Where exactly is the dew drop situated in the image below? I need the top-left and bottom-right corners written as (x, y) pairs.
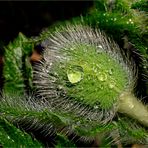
top-left (98, 73), bottom-right (107, 81)
top-left (143, 66), bottom-right (147, 69)
top-left (109, 83), bottom-right (115, 89)
top-left (98, 45), bottom-right (103, 49)
top-left (129, 19), bottom-right (132, 22)
top-left (94, 105), bottom-right (99, 109)
top-left (67, 65), bottom-right (84, 84)
top-left (51, 77), bottom-right (57, 83)
top-left (49, 62), bottom-right (53, 66)
top-left (109, 79), bottom-right (116, 88)
top-left (80, 97), bottom-right (84, 101)
top-left (58, 85), bottom-right (63, 90)
top-left (54, 72), bottom-right (58, 76)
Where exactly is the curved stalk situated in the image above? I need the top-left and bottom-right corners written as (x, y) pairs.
top-left (118, 91), bottom-right (148, 127)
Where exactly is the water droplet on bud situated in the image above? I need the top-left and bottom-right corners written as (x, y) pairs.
top-left (58, 85), bottom-right (63, 90)
top-left (80, 98), bottom-right (84, 101)
top-left (109, 80), bottom-right (116, 89)
top-left (109, 83), bottom-right (114, 89)
top-left (98, 45), bottom-right (103, 49)
top-left (98, 73), bottom-right (107, 81)
top-left (67, 65), bottom-right (83, 84)
top-left (94, 105), bottom-right (99, 109)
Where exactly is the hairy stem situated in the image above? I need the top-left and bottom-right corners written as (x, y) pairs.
top-left (118, 91), bottom-right (148, 127)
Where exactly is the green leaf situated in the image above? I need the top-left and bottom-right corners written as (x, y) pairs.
top-left (55, 133), bottom-right (76, 148)
top-left (0, 117), bottom-right (42, 147)
top-left (3, 32), bottom-right (33, 95)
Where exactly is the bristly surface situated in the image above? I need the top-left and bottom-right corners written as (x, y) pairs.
top-left (33, 24), bottom-right (136, 125)
top-left (1, 91), bottom-right (147, 146)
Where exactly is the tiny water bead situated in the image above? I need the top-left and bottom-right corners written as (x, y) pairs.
top-left (109, 81), bottom-right (116, 89)
top-left (67, 65), bottom-right (83, 84)
top-left (97, 72), bottom-right (107, 82)
top-left (94, 105), bottom-right (99, 109)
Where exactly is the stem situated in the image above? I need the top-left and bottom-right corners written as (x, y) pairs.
top-left (118, 91), bottom-right (148, 127)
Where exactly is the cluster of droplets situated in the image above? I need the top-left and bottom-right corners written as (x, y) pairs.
top-left (126, 18), bottom-right (134, 24)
